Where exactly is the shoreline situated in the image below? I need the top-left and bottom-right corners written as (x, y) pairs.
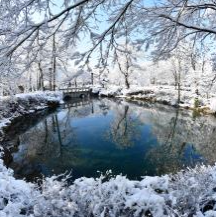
top-left (95, 85), bottom-right (216, 116)
top-left (0, 91), bottom-right (63, 141)
top-left (1, 88), bottom-right (215, 142)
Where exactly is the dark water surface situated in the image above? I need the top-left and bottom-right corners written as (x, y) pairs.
top-left (5, 98), bottom-right (216, 181)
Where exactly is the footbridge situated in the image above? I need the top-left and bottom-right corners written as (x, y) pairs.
top-left (59, 87), bottom-right (91, 99)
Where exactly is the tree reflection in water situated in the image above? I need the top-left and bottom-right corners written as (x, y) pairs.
top-left (4, 98), bottom-right (216, 180)
top-left (106, 103), bottom-right (142, 149)
top-left (9, 100), bottom-right (92, 180)
top-left (144, 106), bottom-right (212, 175)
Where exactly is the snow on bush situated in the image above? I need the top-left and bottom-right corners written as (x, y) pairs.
top-left (0, 158), bottom-right (36, 217)
top-left (99, 86), bottom-right (123, 97)
top-left (1, 155), bottom-right (216, 217)
top-left (15, 91), bottom-right (64, 105)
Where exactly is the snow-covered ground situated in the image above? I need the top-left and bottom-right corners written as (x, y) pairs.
top-left (93, 85), bottom-right (216, 114)
top-left (0, 91), bottom-right (63, 138)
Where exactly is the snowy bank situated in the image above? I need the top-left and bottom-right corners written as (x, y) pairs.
top-left (0, 91), bottom-right (63, 137)
top-left (1, 156), bottom-right (216, 216)
top-left (95, 85), bottom-right (216, 114)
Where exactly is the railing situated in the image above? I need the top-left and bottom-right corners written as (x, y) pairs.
top-left (59, 87), bottom-right (90, 93)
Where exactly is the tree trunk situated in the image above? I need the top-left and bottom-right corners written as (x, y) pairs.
top-left (49, 67), bottom-right (52, 90)
top-left (29, 71), bottom-right (32, 92)
top-left (37, 32), bottom-right (44, 91)
top-left (52, 34), bottom-right (57, 91)
top-left (91, 73), bottom-right (94, 86)
top-left (38, 62), bottom-right (44, 90)
top-left (125, 75), bottom-right (130, 89)
top-left (177, 59), bottom-right (181, 104)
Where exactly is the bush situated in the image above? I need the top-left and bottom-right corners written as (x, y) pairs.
top-left (1, 155), bottom-right (216, 217)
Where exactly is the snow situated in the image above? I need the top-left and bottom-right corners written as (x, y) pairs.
top-left (0, 158), bottom-right (36, 217)
top-left (15, 91), bottom-right (63, 103)
top-left (0, 91), bottom-right (63, 138)
top-left (210, 98), bottom-right (216, 113)
top-left (91, 86), bottom-right (102, 94)
top-left (1, 156), bottom-right (216, 216)
top-left (96, 85), bottom-right (216, 113)
top-left (99, 86), bottom-right (123, 97)
top-left (0, 119), bottom-right (10, 129)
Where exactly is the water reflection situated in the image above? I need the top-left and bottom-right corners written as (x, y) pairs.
top-left (5, 98), bottom-right (216, 181)
top-left (107, 105), bottom-right (142, 149)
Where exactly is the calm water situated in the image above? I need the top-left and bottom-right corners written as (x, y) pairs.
top-left (6, 98), bottom-right (216, 181)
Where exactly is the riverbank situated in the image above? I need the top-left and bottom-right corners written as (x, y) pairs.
top-left (0, 91), bottom-right (63, 139)
top-left (93, 85), bottom-right (216, 115)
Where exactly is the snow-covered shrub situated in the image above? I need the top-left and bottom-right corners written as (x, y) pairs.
top-left (99, 86), bottom-right (123, 97)
top-left (2, 154), bottom-right (216, 217)
top-left (33, 176), bottom-right (77, 216)
top-left (0, 162), bottom-right (170, 217)
top-left (0, 158), bottom-right (37, 217)
top-left (16, 91), bottom-right (63, 105)
top-left (68, 175), bottom-right (169, 217)
top-left (170, 165), bottom-right (216, 216)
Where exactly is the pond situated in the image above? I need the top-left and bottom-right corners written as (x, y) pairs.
top-left (4, 98), bottom-right (216, 181)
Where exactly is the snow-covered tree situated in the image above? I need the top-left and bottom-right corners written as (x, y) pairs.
top-left (1, 0), bottom-right (216, 94)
